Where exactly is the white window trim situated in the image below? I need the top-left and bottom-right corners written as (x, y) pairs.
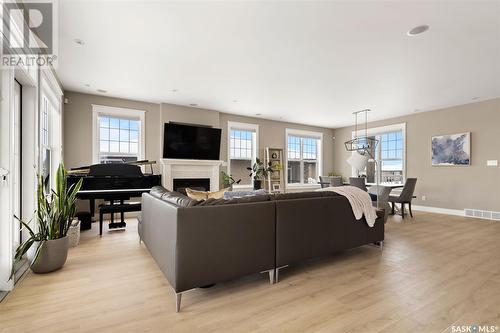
top-left (285, 128), bottom-right (323, 189)
top-left (350, 122), bottom-right (407, 180)
top-left (227, 121), bottom-right (259, 189)
top-left (92, 105), bottom-right (146, 164)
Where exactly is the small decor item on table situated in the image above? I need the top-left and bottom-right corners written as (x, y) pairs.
top-left (11, 162), bottom-right (83, 277)
top-left (431, 132), bottom-right (471, 166)
top-left (247, 158), bottom-right (275, 190)
top-left (68, 218), bottom-right (81, 247)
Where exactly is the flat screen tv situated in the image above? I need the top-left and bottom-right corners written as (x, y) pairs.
top-left (163, 123), bottom-right (221, 160)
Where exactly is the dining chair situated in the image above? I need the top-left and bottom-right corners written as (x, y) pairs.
top-left (349, 177), bottom-right (367, 191)
top-left (319, 176), bottom-right (332, 188)
top-left (368, 185), bottom-right (392, 223)
top-left (330, 177), bottom-right (343, 187)
top-left (388, 178), bottom-right (417, 218)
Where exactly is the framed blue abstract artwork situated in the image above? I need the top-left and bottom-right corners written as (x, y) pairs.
top-left (431, 132), bottom-right (470, 166)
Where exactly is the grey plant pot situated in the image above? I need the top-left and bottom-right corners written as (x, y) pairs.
top-left (27, 236), bottom-right (69, 274)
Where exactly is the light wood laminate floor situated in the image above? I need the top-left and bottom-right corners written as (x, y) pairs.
top-left (1, 212), bottom-right (499, 333)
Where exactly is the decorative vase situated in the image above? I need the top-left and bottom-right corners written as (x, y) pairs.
top-left (254, 179), bottom-right (262, 190)
top-left (68, 219), bottom-right (80, 247)
top-left (27, 236), bottom-right (69, 274)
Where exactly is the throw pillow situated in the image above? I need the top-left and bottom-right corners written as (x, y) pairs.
top-left (207, 187), bottom-right (229, 199)
top-left (185, 187), bottom-right (230, 201)
top-left (185, 188), bottom-right (208, 201)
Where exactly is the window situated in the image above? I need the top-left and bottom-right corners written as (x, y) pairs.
top-left (98, 116), bottom-right (140, 163)
top-left (351, 123), bottom-right (406, 184)
top-left (227, 122), bottom-right (258, 187)
top-left (92, 105), bottom-right (145, 164)
top-left (286, 129), bottom-right (322, 185)
top-left (377, 130), bottom-right (404, 183)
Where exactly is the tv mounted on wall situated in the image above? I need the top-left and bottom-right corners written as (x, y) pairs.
top-left (163, 123), bottom-right (221, 160)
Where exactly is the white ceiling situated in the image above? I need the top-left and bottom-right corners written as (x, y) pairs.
top-left (57, 1), bottom-right (500, 128)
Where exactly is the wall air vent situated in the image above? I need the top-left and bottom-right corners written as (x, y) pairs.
top-left (464, 209), bottom-right (500, 221)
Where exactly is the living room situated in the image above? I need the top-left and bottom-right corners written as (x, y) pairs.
top-left (1, 1), bottom-right (499, 332)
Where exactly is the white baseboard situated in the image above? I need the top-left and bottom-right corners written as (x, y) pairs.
top-left (411, 205), bottom-right (464, 217)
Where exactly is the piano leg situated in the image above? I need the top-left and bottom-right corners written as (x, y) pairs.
top-left (90, 199), bottom-right (96, 221)
top-left (120, 199), bottom-right (125, 223)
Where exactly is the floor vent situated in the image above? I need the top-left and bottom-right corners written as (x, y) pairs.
top-left (464, 209), bottom-right (500, 221)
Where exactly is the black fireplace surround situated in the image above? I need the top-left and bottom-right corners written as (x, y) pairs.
top-left (173, 178), bottom-right (210, 195)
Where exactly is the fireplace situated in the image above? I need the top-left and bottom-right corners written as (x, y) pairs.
top-left (173, 178), bottom-right (210, 195)
top-left (160, 158), bottom-right (223, 192)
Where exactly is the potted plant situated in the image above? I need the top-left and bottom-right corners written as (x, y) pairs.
top-left (11, 162), bottom-right (82, 277)
top-left (247, 158), bottom-right (275, 190)
top-left (220, 171), bottom-right (241, 190)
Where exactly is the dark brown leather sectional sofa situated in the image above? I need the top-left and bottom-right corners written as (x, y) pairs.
top-left (139, 186), bottom-right (384, 312)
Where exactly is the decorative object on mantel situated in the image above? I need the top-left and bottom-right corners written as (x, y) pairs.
top-left (431, 132), bottom-right (471, 166)
top-left (344, 109), bottom-right (380, 208)
top-left (11, 163), bottom-right (83, 277)
top-left (265, 147), bottom-right (284, 193)
top-left (247, 158), bottom-right (275, 190)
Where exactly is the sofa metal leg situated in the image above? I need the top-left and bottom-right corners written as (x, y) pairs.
top-left (260, 269), bottom-right (276, 284)
top-left (275, 265), bottom-right (289, 283)
top-left (138, 236), bottom-right (142, 244)
top-left (379, 240), bottom-right (384, 251)
top-left (175, 292), bottom-right (182, 313)
top-left (269, 270), bottom-right (275, 284)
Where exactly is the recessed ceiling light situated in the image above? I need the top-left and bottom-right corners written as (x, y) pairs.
top-left (84, 84), bottom-right (90, 87)
top-left (96, 89), bottom-right (107, 93)
top-left (414, 108), bottom-right (420, 112)
top-left (255, 113), bottom-right (262, 116)
top-left (233, 99), bottom-right (238, 103)
top-left (74, 38), bottom-right (85, 46)
top-left (472, 96), bottom-right (480, 100)
top-left (189, 103), bottom-right (198, 107)
top-left (172, 89), bottom-right (178, 93)
top-left (407, 25), bottom-right (430, 36)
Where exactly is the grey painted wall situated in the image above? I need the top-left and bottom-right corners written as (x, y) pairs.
top-left (63, 92), bottom-right (335, 184)
top-left (332, 98), bottom-right (500, 211)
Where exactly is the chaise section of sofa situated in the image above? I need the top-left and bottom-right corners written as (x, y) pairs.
top-left (273, 191), bottom-right (384, 280)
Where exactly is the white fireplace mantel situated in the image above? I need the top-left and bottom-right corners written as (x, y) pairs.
top-left (160, 159), bottom-right (224, 191)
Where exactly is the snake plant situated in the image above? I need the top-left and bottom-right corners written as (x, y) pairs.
top-left (10, 162), bottom-right (82, 279)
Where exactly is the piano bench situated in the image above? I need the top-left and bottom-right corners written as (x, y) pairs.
top-left (98, 202), bottom-right (142, 236)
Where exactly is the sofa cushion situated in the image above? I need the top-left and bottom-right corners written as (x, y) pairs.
top-left (196, 194), bottom-right (271, 206)
top-left (270, 191), bottom-right (323, 201)
top-left (161, 191), bottom-right (199, 207)
top-left (223, 189), bottom-right (267, 199)
top-left (150, 186), bottom-right (170, 199)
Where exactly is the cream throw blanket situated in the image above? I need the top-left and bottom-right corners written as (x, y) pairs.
top-left (316, 186), bottom-right (377, 227)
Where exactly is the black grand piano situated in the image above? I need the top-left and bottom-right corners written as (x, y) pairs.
top-left (67, 161), bottom-right (161, 232)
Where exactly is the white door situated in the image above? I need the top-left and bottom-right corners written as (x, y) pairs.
top-left (13, 80), bottom-right (22, 248)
